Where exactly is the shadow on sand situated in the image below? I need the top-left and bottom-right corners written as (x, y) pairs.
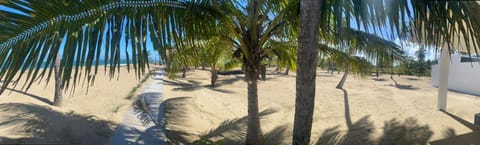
top-left (315, 116), bottom-right (434, 145)
top-left (5, 88), bottom-right (53, 105)
top-left (199, 108), bottom-right (283, 144)
top-left (372, 78), bottom-right (387, 81)
top-left (406, 77), bottom-right (421, 81)
top-left (429, 111), bottom-right (480, 145)
top-left (316, 88), bottom-right (433, 145)
top-left (163, 96), bottom-right (289, 145)
top-left (162, 97), bottom-right (196, 144)
top-left (389, 78), bottom-right (420, 90)
top-left (163, 89), bottom-right (435, 145)
top-left (161, 76), bottom-right (243, 94)
top-left (0, 103), bottom-right (115, 145)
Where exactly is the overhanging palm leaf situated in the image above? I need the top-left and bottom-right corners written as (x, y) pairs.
top-left (3, 0), bottom-right (480, 144)
top-left (0, 0), bottom-right (219, 93)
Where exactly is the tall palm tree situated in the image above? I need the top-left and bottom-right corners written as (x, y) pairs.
top-left (293, 0), bottom-right (322, 144)
top-left (53, 51), bottom-right (63, 106)
top-left (293, 0), bottom-right (480, 144)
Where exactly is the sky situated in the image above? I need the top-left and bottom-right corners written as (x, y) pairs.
top-left (0, 1), bottom-right (435, 65)
top-left (0, 4), bottom-right (161, 64)
top-left (393, 39), bottom-right (437, 61)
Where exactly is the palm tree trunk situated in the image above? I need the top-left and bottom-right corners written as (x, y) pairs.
top-left (245, 67), bottom-right (264, 145)
top-left (211, 66), bottom-right (218, 87)
top-left (53, 52), bottom-right (63, 107)
top-left (293, 0), bottom-right (322, 144)
top-left (336, 68), bottom-right (349, 89)
top-left (260, 65), bottom-right (266, 81)
top-left (390, 66), bottom-right (394, 80)
top-left (285, 66), bottom-right (290, 75)
top-left (182, 65), bottom-right (187, 78)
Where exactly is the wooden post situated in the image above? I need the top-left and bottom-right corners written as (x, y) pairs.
top-left (437, 47), bottom-right (449, 111)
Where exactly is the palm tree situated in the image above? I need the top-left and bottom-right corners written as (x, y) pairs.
top-left (2, 0), bottom-right (480, 144)
top-left (0, 1), bottom-right (298, 144)
top-left (293, 0), bottom-right (322, 144)
top-left (53, 51), bottom-right (63, 107)
top-left (267, 38), bottom-right (298, 76)
top-left (197, 37), bottom-right (239, 87)
top-left (293, 0), bottom-right (480, 144)
top-left (331, 28), bottom-right (405, 89)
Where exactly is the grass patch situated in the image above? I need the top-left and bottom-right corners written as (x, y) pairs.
top-left (125, 73), bottom-right (152, 100)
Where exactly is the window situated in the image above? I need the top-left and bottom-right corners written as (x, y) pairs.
top-left (460, 56), bottom-right (480, 63)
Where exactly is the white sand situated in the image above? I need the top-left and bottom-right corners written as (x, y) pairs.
top-left (163, 68), bottom-right (480, 144)
top-left (0, 67), bottom-right (150, 145)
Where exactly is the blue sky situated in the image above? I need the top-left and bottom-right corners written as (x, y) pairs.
top-left (0, 2), bottom-right (434, 64)
top-left (0, 4), bottom-right (161, 64)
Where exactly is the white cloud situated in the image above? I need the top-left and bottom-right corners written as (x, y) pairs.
top-left (394, 39), bottom-right (437, 60)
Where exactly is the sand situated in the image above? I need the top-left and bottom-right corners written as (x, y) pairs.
top-left (163, 68), bottom-right (480, 144)
top-left (0, 67), bottom-right (151, 145)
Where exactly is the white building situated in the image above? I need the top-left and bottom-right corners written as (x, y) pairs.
top-left (431, 54), bottom-right (480, 96)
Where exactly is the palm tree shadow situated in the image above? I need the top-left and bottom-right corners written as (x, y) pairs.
top-left (378, 118), bottom-right (433, 145)
top-left (162, 79), bottom-right (202, 91)
top-left (339, 88), bottom-right (353, 128)
top-left (315, 116), bottom-right (433, 145)
top-left (199, 108), bottom-right (279, 144)
top-left (163, 77), bottom-right (238, 94)
top-left (317, 88), bottom-right (433, 145)
top-left (372, 78), bottom-right (387, 81)
top-left (162, 97), bottom-right (195, 144)
top-left (206, 87), bottom-right (236, 94)
top-left (163, 96), bottom-right (284, 144)
top-left (316, 88), bottom-right (373, 145)
top-left (0, 103), bottom-right (115, 145)
top-left (316, 116), bottom-right (375, 145)
top-left (215, 75), bottom-right (244, 86)
top-left (5, 88), bottom-right (53, 105)
top-left (406, 77), bottom-right (420, 81)
top-left (389, 78), bottom-right (419, 90)
top-left (218, 70), bottom-right (244, 75)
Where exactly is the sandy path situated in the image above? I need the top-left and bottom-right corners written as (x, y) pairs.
top-left (109, 70), bottom-right (166, 145)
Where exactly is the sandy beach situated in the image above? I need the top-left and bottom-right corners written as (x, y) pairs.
top-left (163, 68), bottom-right (480, 144)
top-left (0, 67), bottom-right (151, 145)
top-left (0, 66), bottom-right (478, 145)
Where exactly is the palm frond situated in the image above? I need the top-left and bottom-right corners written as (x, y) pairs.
top-left (0, 0), bottom-right (219, 93)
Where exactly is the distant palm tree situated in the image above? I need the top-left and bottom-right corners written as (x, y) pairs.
top-left (197, 37), bottom-right (239, 87)
top-left (332, 28), bottom-right (405, 89)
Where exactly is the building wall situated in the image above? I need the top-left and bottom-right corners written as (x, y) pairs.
top-left (431, 54), bottom-right (480, 95)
